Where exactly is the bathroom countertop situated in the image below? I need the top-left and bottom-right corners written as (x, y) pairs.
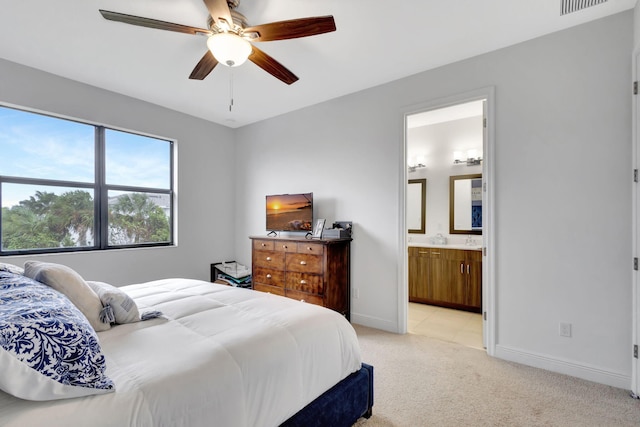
top-left (408, 243), bottom-right (482, 251)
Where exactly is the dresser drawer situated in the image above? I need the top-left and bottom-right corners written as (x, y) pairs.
top-left (425, 249), bottom-right (445, 259)
top-left (253, 239), bottom-right (275, 251)
top-left (253, 267), bottom-right (284, 288)
top-left (275, 241), bottom-right (297, 252)
top-left (409, 247), bottom-right (431, 258)
top-left (253, 250), bottom-right (285, 269)
top-left (285, 253), bottom-right (322, 274)
top-left (296, 242), bottom-right (324, 255)
top-left (285, 289), bottom-right (324, 306)
top-left (254, 283), bottom-right (285, 297)
top-left (285, 272), bottom-right (323, 294)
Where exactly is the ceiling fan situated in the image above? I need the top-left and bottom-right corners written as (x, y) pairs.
top-left (99, 0), bottom-right (336, 85)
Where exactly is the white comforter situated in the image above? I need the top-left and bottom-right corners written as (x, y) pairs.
top-left (0, 278), bottom-right (362, 427)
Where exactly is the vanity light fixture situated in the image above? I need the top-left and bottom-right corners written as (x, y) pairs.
top-left (453, 149), bottom-right (482, 166)
top-left (408, 155), bottom-right (426, 173)
top-left (408, 163), bottom-right (426, 173)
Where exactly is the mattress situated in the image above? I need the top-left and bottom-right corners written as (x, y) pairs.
top-left (0, 278), bottom-right (362, 427)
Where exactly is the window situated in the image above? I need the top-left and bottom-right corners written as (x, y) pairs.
top-left (0, 105), bottom-right (174, 254)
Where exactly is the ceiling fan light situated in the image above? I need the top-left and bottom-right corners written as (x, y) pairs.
top-left (207, 33), bottom-right (252, 67)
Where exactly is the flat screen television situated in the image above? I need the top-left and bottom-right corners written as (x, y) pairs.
top-left (266, 193), bottom-right (313, 232)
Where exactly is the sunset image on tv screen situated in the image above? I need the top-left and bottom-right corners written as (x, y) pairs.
top-left (266, 193), bottom-right (312, 231)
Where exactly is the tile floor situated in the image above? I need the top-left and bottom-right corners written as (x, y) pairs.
top-left (408, 302), bottom-right (484, 350)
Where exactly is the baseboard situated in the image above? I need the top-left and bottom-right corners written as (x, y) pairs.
top-left (495, 344), bottom-right (631, 389)
top-left (351, 312), bottom-right (398, 333)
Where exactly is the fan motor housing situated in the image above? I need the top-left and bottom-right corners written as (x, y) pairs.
top-left (207, 10), bottom-right (247, 32)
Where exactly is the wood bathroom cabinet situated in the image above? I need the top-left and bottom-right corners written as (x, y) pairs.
top-left (409, 246), bottom-right (481, 313)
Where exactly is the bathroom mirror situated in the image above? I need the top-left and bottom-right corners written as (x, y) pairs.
top-left (407, 179), bottom-right (426, 234)
top-left (449, 174), bottom-right (482, 235)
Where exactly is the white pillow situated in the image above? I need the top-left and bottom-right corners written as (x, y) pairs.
top-left (24, 261), bottom-right (111, 332)
top-left (87, 281), bottom-right (141, 324)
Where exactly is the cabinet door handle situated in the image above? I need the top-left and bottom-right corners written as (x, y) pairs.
top-left (266, 274), bottom-right (272, 279)
top-left (300, 280), bottom-right (307, 285)
top-left (300, 261), bottom-right (307, 265)
top-left (467, 264), bottom-right (470, 274)
top-left (266, 257), bottom-right (272, 261)
top-left (460, 263), bottom-right (464, 274)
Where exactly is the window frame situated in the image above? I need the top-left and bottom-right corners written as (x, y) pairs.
top-left (0, 104), bottom-right (175, 255)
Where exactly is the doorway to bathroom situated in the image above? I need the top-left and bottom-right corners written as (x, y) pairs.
top-left (403, 91), bottom-right (493, 351)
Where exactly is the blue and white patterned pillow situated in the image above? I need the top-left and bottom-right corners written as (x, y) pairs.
top-left (0, 271), bottom-right (115, 400)
top-left (0, 262), bottom-right (23, 275)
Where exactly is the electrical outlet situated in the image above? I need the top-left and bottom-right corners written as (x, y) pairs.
top-left (559, 322), bottom-right (572, 338)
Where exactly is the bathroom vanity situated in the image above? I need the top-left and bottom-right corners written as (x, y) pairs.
top-left (408, 245), bottom-right (482, 313)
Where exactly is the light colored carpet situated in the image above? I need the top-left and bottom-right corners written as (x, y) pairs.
top-left (352, 325), bottom-right (640, 426)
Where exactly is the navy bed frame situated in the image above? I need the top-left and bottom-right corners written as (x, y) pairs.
top-left (281, 363), bottom-right (374, 427)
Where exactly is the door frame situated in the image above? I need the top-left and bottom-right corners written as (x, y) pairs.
top-left (398, 86), bottom-right (496, 355)
top-left (631, 48), bottom-right (639, 397)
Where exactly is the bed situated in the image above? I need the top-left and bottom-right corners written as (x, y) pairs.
top-left (0, 265), bottom-right (373, 427)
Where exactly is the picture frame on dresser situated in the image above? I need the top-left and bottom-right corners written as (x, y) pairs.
top-left (312, 218), bottom-right (326, 239)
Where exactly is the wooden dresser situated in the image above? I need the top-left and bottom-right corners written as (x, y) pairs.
top-left (250, 236), bottom-right (351, 319)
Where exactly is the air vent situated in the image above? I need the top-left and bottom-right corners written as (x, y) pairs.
top-left (561, 0), bottom-right (608, 15)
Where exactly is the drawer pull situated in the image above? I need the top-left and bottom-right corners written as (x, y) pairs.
top-left (300, 280), bottom-right (307, 285)
top-left (307, 247), bottom-right (313, 251)
top-left (300, 261), bottom-right (307, 265)
top-left (418, 251), bottom-right (429, 254)
top-left (431, 252), bottom-right (440, 255)
top-left (283, 245), bottom-right (288, 249)
top-left (261, 243), bottom-right (266, 247)
top-left (266, 274), bottom-right (272, 279)
top-left (266, 256), bottom-right (272, 261)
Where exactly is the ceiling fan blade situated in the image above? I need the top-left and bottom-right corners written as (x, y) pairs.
top-left (99, 10), bottom-right (211, 36)
top-left (244, 16), bottom-right (336, 42)
top-left (202, 0), bottom-right (233, 28)
top-left (249, 46), bottom-right (298, 85)
top-left (189, 51), bottom-right (219, 80)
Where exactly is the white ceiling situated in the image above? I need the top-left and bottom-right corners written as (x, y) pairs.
top-left (0, 0), bottom-right (635, 128)
top-left (407, 100), bottom-right (484, 129)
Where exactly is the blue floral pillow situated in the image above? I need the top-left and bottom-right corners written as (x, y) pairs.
top-left (0, 262), bottom-right (23, 275)
top-left (0, 271), bottom-right (115, 400)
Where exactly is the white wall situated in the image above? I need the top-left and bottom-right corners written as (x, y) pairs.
top-left (235, 11), bottom-right (633, 387)
top-left (0, 58), bottom-right (237, 285)
top-left (408, 116), bottom-right (483, 242)
top-left (635, 1), bottom-right (640, 49)
top-left (0, 10), bottom-right (632, 390)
